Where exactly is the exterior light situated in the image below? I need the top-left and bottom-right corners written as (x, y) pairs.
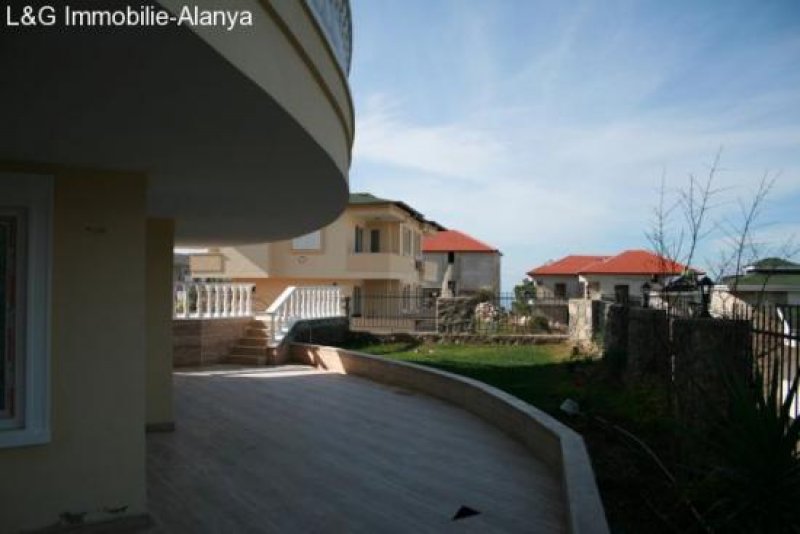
top-left (641, 281), bottom-right (651, 308)
top-left (698, 275), bottom-right (714, 318)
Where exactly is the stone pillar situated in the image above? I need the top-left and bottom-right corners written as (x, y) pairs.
top-left (626, 307), bottom-right (670, 383)
top-left (146, 218), bottom-right (175, 432)
top-left (672, 318), bottom-right (752, 428)
top-left (568, 299), bottom-right (591, 341)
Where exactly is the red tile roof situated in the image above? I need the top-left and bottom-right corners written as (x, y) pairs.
top-left (579, 250), bottom-right (688, 275)
top-left (423, 230), bottom-right (499, 253)
top-left (529, 250), bottom-right (691, 277)
top-left (528, 255), bottom-right (610, 276)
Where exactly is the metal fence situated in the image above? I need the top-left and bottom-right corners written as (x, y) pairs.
top-left (732, 303), bottom-right (799, 418)
top-left (349, 292), bottom-right (569, 334)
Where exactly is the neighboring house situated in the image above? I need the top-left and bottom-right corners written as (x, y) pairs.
top-left (422, 230), bottom-right (502, 296)
top-left (528, 250), bottom-right (689, 303)
top-left (0, 1), bottom-right (354, 532)
top-left (189, 193), bottom-right (441, 313)
top-left (717, 258), bottom-right (800, 307)
top-left (527, 255), bottom-right (610, 299)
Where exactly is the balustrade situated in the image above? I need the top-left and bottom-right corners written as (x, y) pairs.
top-left (173, 282), bottom-right (254, 319)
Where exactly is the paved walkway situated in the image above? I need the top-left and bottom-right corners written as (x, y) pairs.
top-left (147, 366), bottom-right (566, 533)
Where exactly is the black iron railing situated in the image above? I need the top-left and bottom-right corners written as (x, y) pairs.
top-left (349, 292), bottom-right (569, 334)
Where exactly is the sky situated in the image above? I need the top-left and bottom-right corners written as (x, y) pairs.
top-left (347, 0), bottom-right (800, 291)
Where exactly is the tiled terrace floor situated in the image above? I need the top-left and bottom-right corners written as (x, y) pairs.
top-left (147, 365), bottom-right (566, 533)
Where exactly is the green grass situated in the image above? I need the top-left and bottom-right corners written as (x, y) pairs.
top-left (343, 339), bottom-right (668, 425)
top-left (345, 340), bottom-right (575, 413)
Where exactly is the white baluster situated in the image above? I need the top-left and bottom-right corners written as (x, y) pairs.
top-left (224, 285), bottom-right (230, 317)
top-left (245, 285), bottom-right (253, 315)
top-left (191, 284), bottom-right (201, 318)
top-left (213, 284), bottom-right (221, 317)
top-left (202, 284), bottom-right (208, 318)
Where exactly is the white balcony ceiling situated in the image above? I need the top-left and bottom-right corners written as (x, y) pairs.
top-left (0, 0), bottom-right (348, 245)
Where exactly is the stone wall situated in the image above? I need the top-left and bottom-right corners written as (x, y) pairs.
top-left (436, 296), bottom-right (475, 333)
top-left (172, 318), bottom-right (251, 367)
top-left (602, 304), bottom-right (628, 358)
top-left (626, 308), bottom-right (670, 383)
top-left (672, 318), bottom-right (752, 428)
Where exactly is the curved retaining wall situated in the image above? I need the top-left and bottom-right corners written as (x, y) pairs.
top-left (290, 343), bottom-right (609, 534)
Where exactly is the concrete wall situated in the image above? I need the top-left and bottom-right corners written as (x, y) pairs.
top-left (424, 251), bottom-right (501, 294)
top-left (0, 171), bottom-right (148, 532)
top-left (146, 219), bottom-right (175, 431)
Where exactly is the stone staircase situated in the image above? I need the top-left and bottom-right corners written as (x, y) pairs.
top-left (225, 318), bottom-right (277, 365)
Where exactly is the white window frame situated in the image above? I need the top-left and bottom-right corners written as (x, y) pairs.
top-left (0, 174), bottom-right (52, 448)
top-left (292, 230), bottom-right (322, 251)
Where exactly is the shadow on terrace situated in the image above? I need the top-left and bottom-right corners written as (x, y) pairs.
top-left (146, 365), bottom-right (567, 533)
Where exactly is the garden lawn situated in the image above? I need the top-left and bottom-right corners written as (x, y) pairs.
top-left (344, 341), bottom-right (575, 414)
top-left (342, 340), bottom-right (668, 425)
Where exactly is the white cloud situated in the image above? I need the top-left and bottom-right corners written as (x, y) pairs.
top-left (353, 94), bottom-right (509, 180)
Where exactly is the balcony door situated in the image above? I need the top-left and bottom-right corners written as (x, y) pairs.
top-left (369, 229), bottom-right (380, 253)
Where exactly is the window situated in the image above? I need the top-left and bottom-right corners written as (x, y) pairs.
top-left (1, 174), bottom-right (52, 448)
top-left (447, 251), bottom-right (455, 264)
top-left (554, 283), bottom-right (567, 299)
top-left (413, 233), bottom-right (421, 257)
top-left (614, 285), bottom-right (630, 304)
top-left (292, 230), bottom-right (322, 251)
top-left (402, 227), bottom-right (412, 256)
top-left (370, 229), bottom-right (380, 253)
top-left (354, 226), bottom-right (364, 253)
top-left (0, 213), bottom-right (20, 428)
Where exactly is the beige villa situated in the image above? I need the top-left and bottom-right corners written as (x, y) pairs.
top-left (189, 192), bottom-right (442, 313)
top-left (0, 1), bottom-right (353, 531)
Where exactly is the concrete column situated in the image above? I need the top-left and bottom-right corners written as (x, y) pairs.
top-left (146, 218), bottom-right (175, 431)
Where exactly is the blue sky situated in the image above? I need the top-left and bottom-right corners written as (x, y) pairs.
top-left (347, 0), bottom-right (800, 291)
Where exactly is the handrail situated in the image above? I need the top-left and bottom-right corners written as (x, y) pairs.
top-left (262, 285), bottom-right (344, 345)
top-left (173, 282), bottom-right (254, 319)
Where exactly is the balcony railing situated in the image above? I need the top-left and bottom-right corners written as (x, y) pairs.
top-left (305, 0), bottom-right (352, 73)
top-left (174, 282), bottom-right (254, 319)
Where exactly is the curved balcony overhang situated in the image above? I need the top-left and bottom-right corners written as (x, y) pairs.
top-left (0, 0), bottom-right (353, 246)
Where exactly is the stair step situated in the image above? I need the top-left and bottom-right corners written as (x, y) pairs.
top-left (245, 327), bottom-right (270, 338)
